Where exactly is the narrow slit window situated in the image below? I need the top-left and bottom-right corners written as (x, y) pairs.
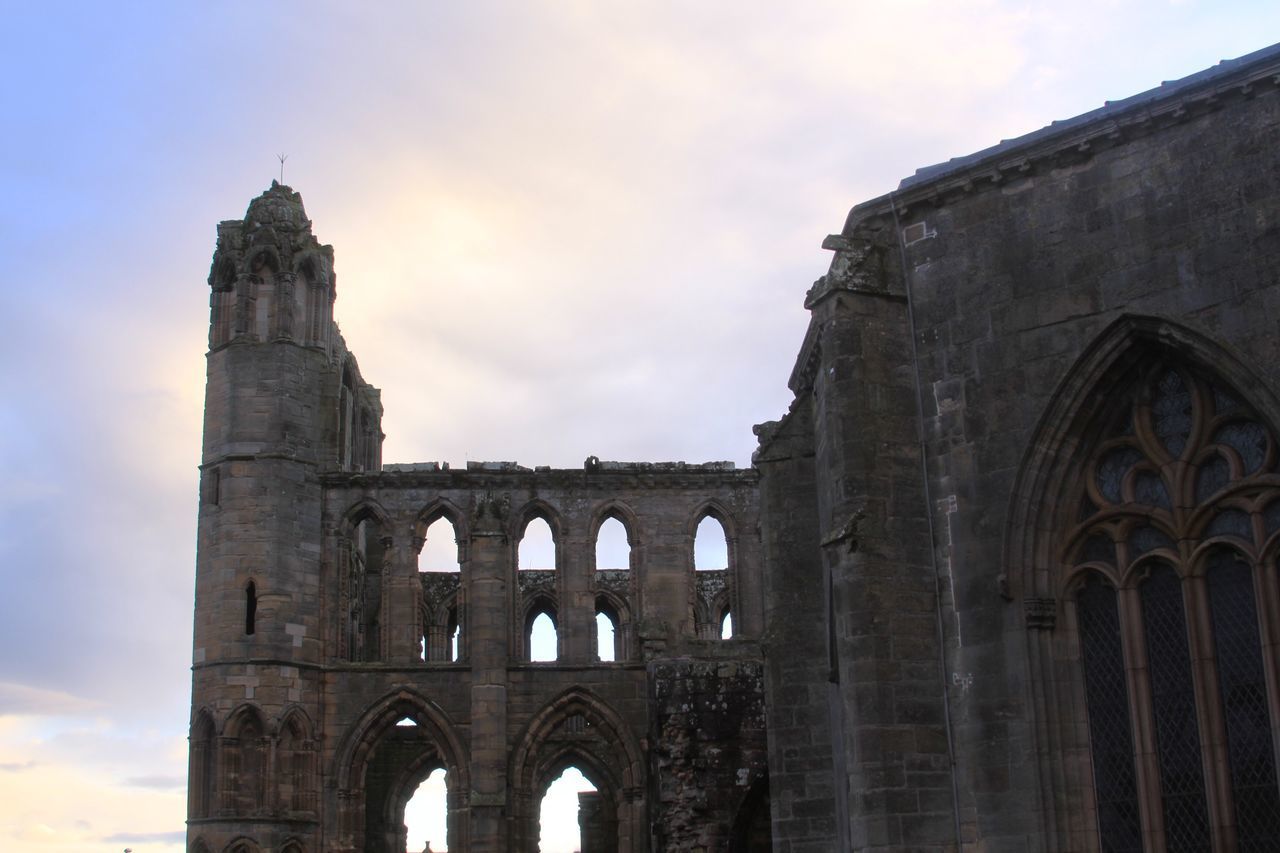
top-left (245, 580), bottom-right (257, 636)
top-left (596, 607), bottom-right (618, 662)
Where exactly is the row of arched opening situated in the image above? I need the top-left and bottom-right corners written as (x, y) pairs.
top-left (414, 514), bottom-right (731, 573)
top-left (406, 513), bottom-right (734, 665)
top-left (189, 705), bottom-right (315, 821)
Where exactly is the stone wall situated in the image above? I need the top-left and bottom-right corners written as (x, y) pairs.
top-left (649, 658), bottom-right (769, 851)
top-left (760, 42), bottom-right (1280, 853)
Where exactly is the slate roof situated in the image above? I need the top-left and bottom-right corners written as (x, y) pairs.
top-left (887, 41), bottom-right (1280, 196)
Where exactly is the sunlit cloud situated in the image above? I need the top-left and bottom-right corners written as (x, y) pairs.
top-left (0, 684), bottom-right (99, 718)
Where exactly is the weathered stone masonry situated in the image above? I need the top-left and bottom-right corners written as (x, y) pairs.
top-left (188, 181), bottom-right (768, 853)
top-left (192, 42), bottom-right (1280, 853)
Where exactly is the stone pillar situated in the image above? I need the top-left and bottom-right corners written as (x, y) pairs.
top-left (561, 530), bottom-right (593, 662)
top-left (638, 528), bottom-right (693, 650)
top-left (806, 228), bottom-right (957, 851)
top-left (385, 532), bottom-right (423, 663)
top-left (467, 493), bottom-right (512, 851)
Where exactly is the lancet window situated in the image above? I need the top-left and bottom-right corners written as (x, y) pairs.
top-left (1064, 362), bottom-right (1280, 851)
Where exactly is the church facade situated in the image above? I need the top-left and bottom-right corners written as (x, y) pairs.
top-left (188, 44), bottom-right (1280, 852)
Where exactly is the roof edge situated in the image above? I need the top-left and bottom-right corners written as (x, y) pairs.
top-left (845, 41), bottom-right (1280, 231)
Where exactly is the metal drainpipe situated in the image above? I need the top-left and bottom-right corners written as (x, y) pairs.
top-left (889, 191), bottom-right (966, 853)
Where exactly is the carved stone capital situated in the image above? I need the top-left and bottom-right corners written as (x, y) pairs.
top-left (470, 490), bottom-right (510, 537)
top-left (1025, 597), bottom-right (1057, 630)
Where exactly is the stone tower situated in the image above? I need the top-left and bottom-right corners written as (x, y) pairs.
top-left (188, 184), bottom-right (769, 853)
top-left (189, 182), bottom-right (385, 853)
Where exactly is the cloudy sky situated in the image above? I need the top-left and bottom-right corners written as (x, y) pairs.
top-left (2, 2), bottom-right (1278, 851)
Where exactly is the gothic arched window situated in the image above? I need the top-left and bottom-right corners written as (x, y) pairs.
top-left (1064, 361), bottom-right (1280, 851)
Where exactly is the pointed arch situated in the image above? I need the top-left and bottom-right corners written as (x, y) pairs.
top-left (687, 497), bottom-right (739, 541)
top-left (293, 249), bottom-right (330, 285)
top-left (245, 244), bottom-right (281, 275)
top-left (509, 688), bottom-right (645, 852)
top-left (339, 499), bottom-right (391, 663)
top-left (224, 703), bottom-right (266, 739)
top-left (510, 687), bottom-right (642, 791)
top-left (223, 704), bottom-right (267, 817)
top-left (333, 689), bottom-right (471, 853)
top-left (513, 499), bottom-right (564, 549)
top-left (333, 688), bottom-right (468, 791)
top-left (189, 709), bottom-right (217, 819)
top-left (415, 497), bottom-right (470, 559)
top-left (589, 500), bottom-right (641, 548)
top-left (1006, 314), bottom-right (1280, 604)
top-left (1008, 315), bottom-right (1280, 851)
top-left (188, 838), bottom-right (213, 853)
top-left (522, 591), bottom-right (560, 662)
top-left (223, 838), bottom-right (261, 853)
top-left (275, 706), bottom-right (316, 814)
top-left (340, 497), bottom-right (393, 535)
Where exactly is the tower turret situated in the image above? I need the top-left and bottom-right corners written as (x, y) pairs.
top-left (188, 184), bottom-right (381, 853)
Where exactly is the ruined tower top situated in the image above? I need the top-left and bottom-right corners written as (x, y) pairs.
top-left (207, 182), bottom-right (334, 296)
top-left (243, 180), bottom-right (310, 231)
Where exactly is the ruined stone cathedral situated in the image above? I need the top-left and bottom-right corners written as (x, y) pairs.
top-left (189, 44), bottom-right (1280, 853)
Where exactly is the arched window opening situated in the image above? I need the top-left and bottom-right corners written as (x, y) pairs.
top-left (720, 609), bottom-right (734, 640)
top-left (1057, 358), bottom-right (1280, 850)
top-left (539, 766), bottom-right (599, 853)
top-left (1206, 548), bottom-right (1280, 843)
top-left (1075, 573), bottom-right (1141, 849)
top-left (595, 605), bottom-right (618, 662)
top-left (245, 580), bottom-right (257, 635)
top-left (418, 517), bottom-right (461, 572)
top-left (277, 716), bottom-right (311, 814)
top-left (527, 608), bottom-right (558, 662)
top-left (403, 767), bottom-right (449, 852)
top-left (423, 600), bottom-right (462, 664)
top-left (396, 716), bottom-right (417, 727)
top-left (595, 516), bottom-right (630, 569)
top-left (229, 711), bottom-right (266, 816)
top-left (189, 713), bottom-right (216, 819)
top-left (449, 608), bottom-right (460, 662)
top-left (348, 516), bottom-right (386, 662)
top-left (338, 363), bottom-right (356, 469)
top-left (519, 517), bottom-right (556, 570)
top-left (694, 515), bottom-right (728, 570)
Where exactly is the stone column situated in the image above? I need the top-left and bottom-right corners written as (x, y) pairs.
top-left (384, 531), bottom-right (423, 663)
top-left (560, 528), bottom-right (593, 662)
top-left (466, 492), bottom-right (512, 851)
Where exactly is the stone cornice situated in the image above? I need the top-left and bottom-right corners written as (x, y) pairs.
top-left (320, 462), bottom-right (759, 491)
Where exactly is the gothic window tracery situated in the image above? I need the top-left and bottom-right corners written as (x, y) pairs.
top-left (1064, 361), bottom-right (1280, 851)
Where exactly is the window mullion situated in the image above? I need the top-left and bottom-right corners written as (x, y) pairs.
top-left (1118, 584), bottom-right (1168, 851)
top-left (1257, 555), bottom-right (1280, 791)
top-left (1184, 571), bottom-right (1236, 852)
